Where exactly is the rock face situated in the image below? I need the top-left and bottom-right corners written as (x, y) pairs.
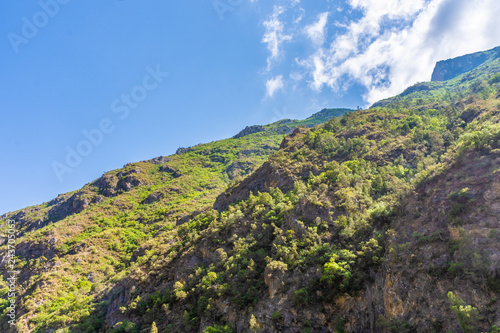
top-left (213, 161), bottom-right (296, 211)
top-left (91, 167), bottom-right (147, 196)
top-left (233, 125), bottom-right (266, 139)
top-left (264, 261), bottom-right (288, 298)
top-left (159, 165), bottom-right (182, 178)
top-left (124, 156), bottom-right (171, 167)
top-left (142, 191), bottom-right (164, 204)
top-left (214, 127), bottom-right (310, 211)
top-left (336, 148), bottom-right (500, 332)
top-left (175, 147), bottom-right (193, 155)
top-left (431, 46), bottom-right (500, 81)
top-left (279, 126), bottom-right (308, 149)
top-left (225, 160), bottom-right (255, 180)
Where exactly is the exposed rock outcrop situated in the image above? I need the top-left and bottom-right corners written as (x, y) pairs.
top-left (176, 147), bottom-right (193, 155)
top-left (279, 126), bottom-right (308, 149)
top-left (214, 161), bottom-right (296, 211)
top-left (142, 191), bottom-right (164, 204)
top-left (431, 46), bottom-right (500, 81)
top-left (124, 156), bottom-right (171, 167)
top-left (233, 125), bottom-right (265, 139)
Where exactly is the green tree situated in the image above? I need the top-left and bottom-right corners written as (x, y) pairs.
top-left (321, 249), bottom-right (357, 292)
top-left (447, 291), bottom-right (480, 333)
top-left (150, 321), bottom-right (158, 333)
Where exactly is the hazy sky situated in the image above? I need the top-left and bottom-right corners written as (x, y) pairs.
top-left (1, 0), bottom-right (500, 214)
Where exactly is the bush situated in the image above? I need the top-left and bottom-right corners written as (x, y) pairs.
top-left (377, 316), bottom-right (415, 333)
top-left (448, 262), bottom-right (464, 276)
top-left (487, 277), bottom-right (500, 292)
top-left (203, 324), bottom-right (233, 333)
top-left (448, 188), bottom-right (473, 203)
top-left (293, 288), bottom-right (309, 305)
top-left (458, 123), bottom-right (500, 153)
top-left (489, 72), bottom-right (500, 84)
top-left (321, 250), bottom-right (356, 291)
top-left (490, 325), bottom-right (500, 333)
top-left (447, 291), bottom-right (480, 333)
top-left (449, 203), bottom-right (467, 219)
top-left (335, 316), bottom-right (346, 333)
top-left (150, 321), bottom-right (158, 333)
top-left (110, 321), bottom-right (139, 333)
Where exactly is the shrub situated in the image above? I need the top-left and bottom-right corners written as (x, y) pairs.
top-left (266, 260), bottom-right (288, 273)
top-left (174, 281), bottom-right (187, 300)
top-left (321, 250), bottom-right (356, 291)
top-left (447, 291), bottom-right (480, 333)
top-left (448, 188), bottom-right (473, 203)
top-left (335, 316), bottom-right (346, 333)
top-left (293, 288), bottom-right (309, 305)
top-left (487, 277), bottom-right (500, 292)
top-left (377, 316), bottom-right (415, 333)
top-left (489, 325), bottom-right (500, 333)
top-left (110, 321), bottom-right (139, 333)
top-left (489, 72), bottom-right (500, 84)
top-left (458, 123), bottom-right (500, 153)
top-left (271, 311), bottom-right (281, 321)
top-left (448, 262), bottom-right (464, 276)
top-left (249, 314), bottom-right (260, 333)
top-left (150, 321), bottom-right (158, 333)
top-left (203, 324), bottom-right (233, 333)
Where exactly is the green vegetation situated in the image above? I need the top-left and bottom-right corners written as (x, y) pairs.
top-left (203, 325), bottom-right (232, 333)
top-left (447, 291), bottom-right (480, 333)
top-left (150, 321), bottom-right (158, 333)
top-left (377, 316), bottom-right (415, 333)
top-left (2, 51), bottom-right (500, 332)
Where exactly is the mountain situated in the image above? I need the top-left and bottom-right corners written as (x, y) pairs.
top-left (0, 108), bottom-right (350, 332)
top-left (1, 48), bottom-right (500, 333)
top-left (431, 45), bottom-right (500, 81)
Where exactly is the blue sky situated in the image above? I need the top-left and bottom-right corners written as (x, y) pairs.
top-left (1, 0), bottom-right (500, 214)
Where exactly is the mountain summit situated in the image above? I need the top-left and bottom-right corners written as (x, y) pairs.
top-left (431, 45), bottom-right (500, 81)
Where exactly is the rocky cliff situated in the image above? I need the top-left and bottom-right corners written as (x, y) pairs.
top-left (431, 46), bottom-right (500, 81)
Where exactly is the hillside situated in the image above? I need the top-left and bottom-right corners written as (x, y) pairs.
top-left (0, 109), bottom-right (351, 332)
top-left (1, 48), bottom-right (500, 333)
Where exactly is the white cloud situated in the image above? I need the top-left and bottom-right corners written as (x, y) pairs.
top-left (266, 75), bottom-right (284, 97)
top-left (262, 6), bottom-right (293, 70)
top-left (294, 6), bottom-right (305, 24)
top-left (305, 12), bottom-right (329, 46)
top-left (298, 0), bottom-right (500, 105)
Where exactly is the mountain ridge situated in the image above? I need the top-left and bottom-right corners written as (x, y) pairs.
top-left (0, 49), bottom-right (500, 332)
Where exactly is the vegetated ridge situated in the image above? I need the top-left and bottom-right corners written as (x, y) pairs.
top-left (1, 47), bottom-right (500, 333)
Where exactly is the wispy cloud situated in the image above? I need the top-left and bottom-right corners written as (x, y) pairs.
top-left (262, 6), bottom-right (292, 70)
top-left (305, 12), bottom-right (329, 46)
top-left (266, 75), bottom-right (284, 97)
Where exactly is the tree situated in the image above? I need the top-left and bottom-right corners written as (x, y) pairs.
top-left (321, 250), bottom-right (357, 291)
top-left (150, 321), bottom-right (158, 333)
top-left (249, 314), bottom-right (260, 333)
top-left (447, 291), bottom-right (479, 333)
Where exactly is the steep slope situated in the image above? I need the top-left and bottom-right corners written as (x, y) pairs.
top-left (337, 137), bottom-right (500, 332)
top-left (66, 55), bottom-right (500, 333)
top-left (2, 48), bottom-right (500, 333)
top-left (0, 109), bottom-right (350, 333)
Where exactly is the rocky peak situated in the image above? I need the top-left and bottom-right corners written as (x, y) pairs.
top-left (431, 45), bottom-right (500, 81)
top-left (233, 125), bottom-right (265, 139)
